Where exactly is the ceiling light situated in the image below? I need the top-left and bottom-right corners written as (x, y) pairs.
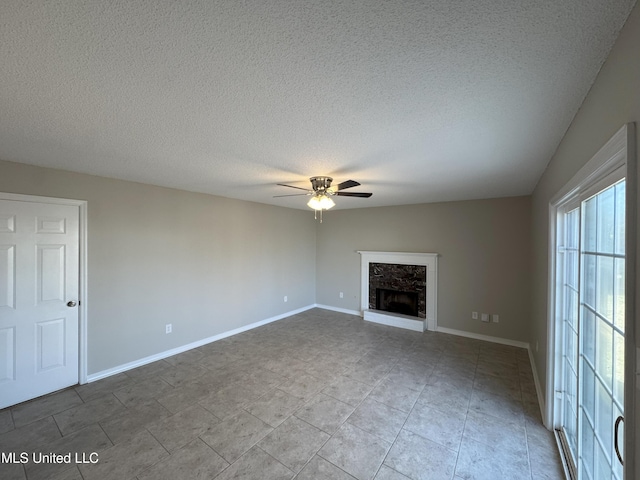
top-left (307, 194), bottom-right (335, 211)
top-left (307, 193), bottom-right (335, 222)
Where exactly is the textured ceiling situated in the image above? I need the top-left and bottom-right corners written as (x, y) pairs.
top-left (0, 1), bottom-right (636, 209)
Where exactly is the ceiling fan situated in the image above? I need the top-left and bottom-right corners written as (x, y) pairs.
top-left (274, 176), bottom-right (372, 222)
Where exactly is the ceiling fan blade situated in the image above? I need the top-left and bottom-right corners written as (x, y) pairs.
top-left (334, 180), bottom-right (360, 191)
top-left (335, 191), bottom-right (372, 198)
top-left (277, 183), bottom-right (311, 192)
top-left (273, 193), bottom-right (311, 197)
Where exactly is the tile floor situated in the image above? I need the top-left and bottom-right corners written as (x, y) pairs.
top-left (0, 308), bottom-right (565, 480)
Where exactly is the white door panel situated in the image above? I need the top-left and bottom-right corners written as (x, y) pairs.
top-left (0, 200), bottom-right (79, 409)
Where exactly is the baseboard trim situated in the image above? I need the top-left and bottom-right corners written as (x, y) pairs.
top-left (314, 304), bottom-right (362, 317)
top-left (435, 326), bottom-right (530, 349)
top-left (86, 304), bottom-right (316, 383)
top-left (528, 345), bottom-right (547, 427)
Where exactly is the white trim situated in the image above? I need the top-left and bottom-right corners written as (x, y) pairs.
top-left (435, 326), bottom-right (529, 349)
top-left (0, 192), bottom-right (89, 386)
top-left (357, 251), bottom-right (438, 331)
top-left (528, 345), bottom-right (546, 424)
top-left (363, 309), bottom-right (425, 332)
top-left (546, 124), bottom-right (630, 429)
top-left (314, 304), bottom-right (362, 316)
top-left (549, 125), bottom-right (629, 207)
top-left (87, 304), bottom-right (315, 382)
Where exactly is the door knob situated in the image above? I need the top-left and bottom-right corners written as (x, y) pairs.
top-left (66, 301), bottom-right (77, 307)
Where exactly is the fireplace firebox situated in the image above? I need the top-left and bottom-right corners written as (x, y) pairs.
top-left (375, 288), bottom-right (419, 317)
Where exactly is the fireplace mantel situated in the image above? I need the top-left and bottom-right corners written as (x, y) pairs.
top-left (357, 251), bottom-right (438, 332)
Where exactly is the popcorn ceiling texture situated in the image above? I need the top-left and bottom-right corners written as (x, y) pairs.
top-left (0, 0), bottom-right (635, 209)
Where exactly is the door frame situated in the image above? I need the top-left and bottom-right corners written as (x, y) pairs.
top-left (0, 192), bottom-right (88, 385)
top-left (546, 123), bottom-right (636, 478)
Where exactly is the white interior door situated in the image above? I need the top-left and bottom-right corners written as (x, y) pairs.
top-left (0, 199), bottom-right (80, 409)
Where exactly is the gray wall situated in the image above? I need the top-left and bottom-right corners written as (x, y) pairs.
top-left (0, 160), bottom-right (316, 374)
top-left (315, 197), bottom-right (532, 342)
top-left (530, 2), bottom-right (639, 471)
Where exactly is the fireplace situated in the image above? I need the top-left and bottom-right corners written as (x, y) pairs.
top-left (368, 262), bottom-right (426, 319)
top-left (376, 288), bottom-right (419, 317)
top-left (358, 251), bottom-right (438, 332)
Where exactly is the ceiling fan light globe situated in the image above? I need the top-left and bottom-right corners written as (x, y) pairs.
top-left (319, 195), bottom-right (335, 210)
top-left (307, 194), bottom-right (335, 210)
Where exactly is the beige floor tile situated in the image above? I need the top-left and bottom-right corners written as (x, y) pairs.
top-left (137, 438), bottom-right (228, 480)
top-left (24, 424), bottom-right (112, 480)
top-left (0, 312), bottom-right (562, 480)
top-left (374, 465), bottom-right (411, 480)
top-left (382, 366), bottom-right (430, 392)
top-left (463, 409), bottom-right (527, 456)
top-left (278, 373), bottom-right (327, 401)
top-left (155, 380), bottom-right (212, 414)
top-left (346, 398), bottom-right (408, 443)
top-left (343, 363), bottom-right (392, 386)
top-left (1, 463), bottom-right (26, 480)
top-left (473, 371), bottom-right (522, 401)
top-left (112, 376), bottom-right (174, 407)
top-left (416, 382), bottom-right (472, 416)
top-left (384, 429), bottom-right (457, 480)
top-left (0, 408), bottom-right (14, 434)
top-left (100, 399), bottom-right (171, 444)
top-left (200, 410), bottom-right (273, 463)
top-left (319, 423), bottom-right (391, 480)
top-left (74, 373), bottom-right (134, 403)
top-left (296, 455), bottom-right (357, 480)
top-left (147, 403), bottom-right (220, 452)
top-left (258, 416), bottom-right (330, 472)
top-left (323, 376), bottom-right (373, 407)
top-left (159, 363), bottom-right (209, 388)
top-left (295, 393), bottom-right (354, 435)
top-left (455, 435), bottom-right (531, 480)
top-left (53, 395), bottom-right (125, 436)
top-left (0, 416), bottom-right (61, 453)
top-left (246, 388), bottom-right (304, 428)
top-left (214, 446), bottom-right (293, 480)
top-left (198, 383), bottom-right (263, 420)
top-left (368, 380), bottom-right (420, 413)
top-left (48, 466), bottom-right (84, 480)
top-left (78, 430), bottom-right (169, 480)
top-left (404, 402), bottom-right (465, 451)
top-left (468, 388), bottom-right (525, 425)
top-left (11, 389), bottom-right (83, 428)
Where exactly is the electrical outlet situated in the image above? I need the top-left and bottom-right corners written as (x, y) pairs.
top-left (492, 314), bottom-right (499, 323)
top-left (284, 296), bottom-right (288, 302)
top-left (339, 292), bottom-right (344, 298)
top-left (165, 324), bottom-right (172, 334)
top-left (472, 312), bottom-right (478, 320)
top-left (481, 313), bottom-right (489, 323)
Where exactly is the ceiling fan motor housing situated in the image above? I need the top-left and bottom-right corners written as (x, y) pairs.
top-left (310, 176), bottom-right (333, 193)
